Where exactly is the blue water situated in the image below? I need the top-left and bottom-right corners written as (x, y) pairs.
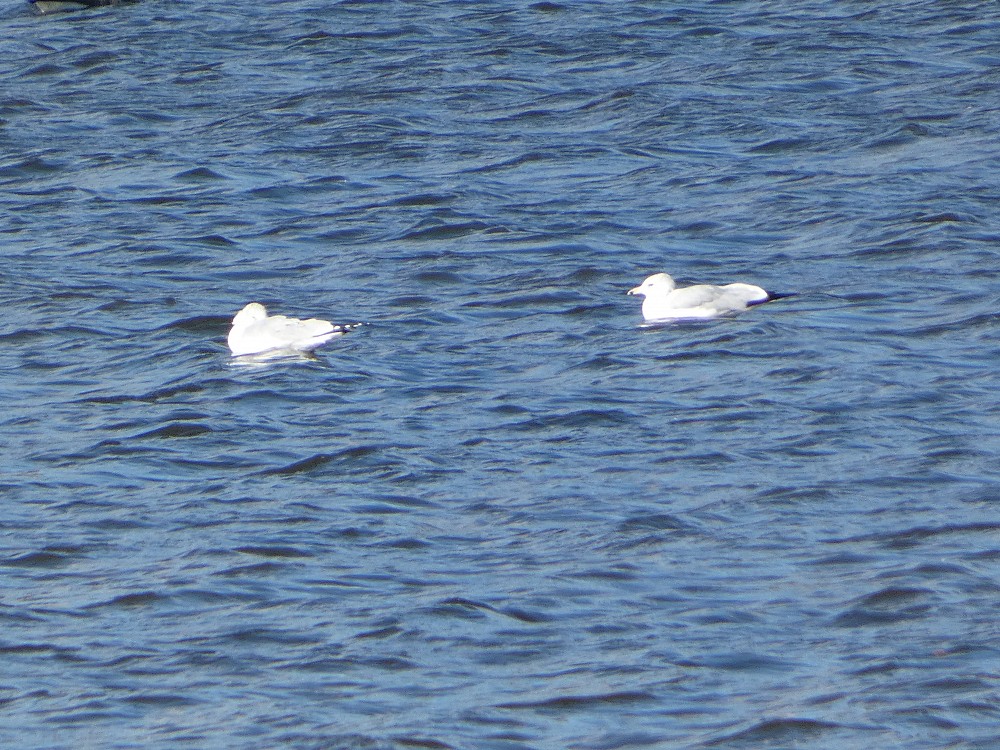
top-left (2, 1), bottom-right (999, 748)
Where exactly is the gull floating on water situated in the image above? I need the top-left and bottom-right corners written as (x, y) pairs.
top-left (228, 303), bottom-right (355, 356)
top-left (627, 273), bottom-right (785, 322)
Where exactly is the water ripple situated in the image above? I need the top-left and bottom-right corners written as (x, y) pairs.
top-left (1, 1), bottom-right (999, 748)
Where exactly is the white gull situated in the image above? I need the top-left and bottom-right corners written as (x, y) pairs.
top-left (227, 303), bottom-right (354, 356)
top-left (627, 272), bottom-right (781, 322)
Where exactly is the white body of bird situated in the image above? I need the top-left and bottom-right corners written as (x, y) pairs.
top-left (227, 303), bottom-right (350, 356)
top-left (628, 273), bottom-right (772, 321)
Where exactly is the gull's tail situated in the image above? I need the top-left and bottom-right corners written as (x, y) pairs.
top-left (749, 292), bottom-right (796, 307)
top-left (321, 321), bottom-right (363, 341)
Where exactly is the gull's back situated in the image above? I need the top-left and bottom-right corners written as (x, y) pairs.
top-left (643, 281), bottom-right (769, 320)
top-left (228, 304), bottom-right (340, 356)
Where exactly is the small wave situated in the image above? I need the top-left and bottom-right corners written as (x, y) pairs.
top-left (508, 408), bottom-right (636, 432)
top-left (389, 192), bottom-right (455, 207)
top-left (747, 137), bottom-right (814, 154)
top-left (261, 445), bottom-right (382, 476)
top-left (497, 690), bottom-right (655, 711)
top-left (2, 551), bottom-right (71, 569)
top-left (617, 513), bottom-right (698, 534)
top-left (234, 545), bottom-right (314, 559)
top-left (172, 166), bottom-right (228, 182)
top-left (390, 736), bottom-right (454, 750)
top-left (123, 693), bottom-right (199, 707)
top-left (159, 315), bottom-right (230, 333)
top-left (705, 717), bottom-right (846, 746)
top-left (399, 220), bottom-right (492, 242)
top-left (86, 591), bottom-right (168, 610)
top-left (134, 422), bottom-right (214, 440)
top-left (81, 382), bottom-right (207, 405)
top-left (832, 586), bottom-right (934, 627)
top-left (831, 522), bottom-right (1000, 548)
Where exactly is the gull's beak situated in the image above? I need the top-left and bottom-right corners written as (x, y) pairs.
top-left (627, 286), bottom-right (641, 296)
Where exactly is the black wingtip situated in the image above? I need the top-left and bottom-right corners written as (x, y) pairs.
top-left (747, 292), bottom-right (796, 308)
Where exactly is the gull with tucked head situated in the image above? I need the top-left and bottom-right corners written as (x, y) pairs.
top-left (227, 302), bottom-right (356, 356)
top-left (628, 272), bottom-right (786, 322)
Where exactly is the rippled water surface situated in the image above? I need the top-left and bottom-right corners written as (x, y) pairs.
top-left (2, 1), bottom-right (999, 748)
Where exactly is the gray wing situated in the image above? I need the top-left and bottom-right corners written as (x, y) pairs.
top-left (721, 283), bottom-right (769, 305)
top-left (252, 315), bottom-right (335, 349)
top-left (668, 284), bottom-right (728, 308)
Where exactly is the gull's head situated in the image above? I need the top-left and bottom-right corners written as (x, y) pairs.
top-left (232, 302), bottom-right (268, 328)
top-left (628, 273), bottom-right (676, 297)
